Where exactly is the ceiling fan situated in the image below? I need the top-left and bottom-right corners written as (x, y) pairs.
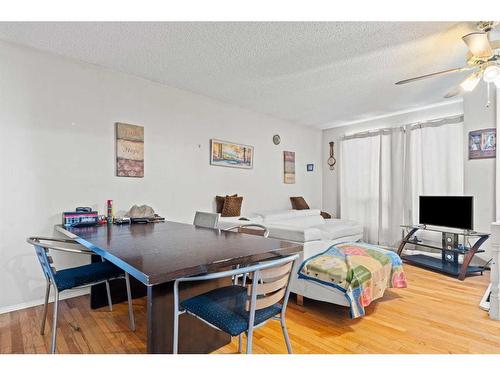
top-left (395, 21), bottom-right (500, 99)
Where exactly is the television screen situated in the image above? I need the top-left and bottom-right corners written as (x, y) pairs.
top-left (419, 196), bottom-right (473, 230)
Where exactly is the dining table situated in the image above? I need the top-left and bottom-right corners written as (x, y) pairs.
top-left (55, 221), bottom-right (303, 354)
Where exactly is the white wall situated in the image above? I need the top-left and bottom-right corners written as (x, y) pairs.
top-left (463, 81), bottom-right (497, 260)
top-left (497, 85), bottom-right (500, 221)
top-left (322, 101), bottom-right (464, 217)
top-left (0, 40), bottom-right (322, 312)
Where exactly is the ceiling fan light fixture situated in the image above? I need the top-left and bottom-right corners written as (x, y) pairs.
top-left (460, 73), bottom-right (481, 92)
top-left (483, 64), bottom-right (500, 83)
top-left (462, 32), bottom-right (493, 58)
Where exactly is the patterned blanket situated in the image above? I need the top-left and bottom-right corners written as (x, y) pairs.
top-left (298, 242), bottom-right (407, 318)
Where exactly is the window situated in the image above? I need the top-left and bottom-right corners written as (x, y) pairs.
top-left (340, 118), bottom-right (464, 247)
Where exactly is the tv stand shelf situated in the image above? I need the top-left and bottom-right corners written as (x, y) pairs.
top-left (404, 239), bottom-right (485, 254)
top-left (403, 254), bottom-right (485, 276)
top-left (398, 225), bottom-right (490, 280)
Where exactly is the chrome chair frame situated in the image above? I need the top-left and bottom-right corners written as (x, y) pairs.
top-left (223, 223), bottom-right (270, 238)
top-left (27, 237), bottom-right (135, 354)
top-left (172, 254), bottom-right (299, 354)
top-left (193, 211), bottom-right (219, 229)
top-left (223, 224), bottom-right (270, 288)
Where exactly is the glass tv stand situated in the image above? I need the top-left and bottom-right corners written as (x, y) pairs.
top-left (398, 225), bottom-right (490, 280)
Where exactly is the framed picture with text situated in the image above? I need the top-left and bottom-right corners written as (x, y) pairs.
top-left (283, 151), bottom-right (295, 184)
top-left (116, 122), bottom-right (144, 177)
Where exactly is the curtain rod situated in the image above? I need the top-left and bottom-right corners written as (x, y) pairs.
top-left (341, 114), bottom-right (464, 141)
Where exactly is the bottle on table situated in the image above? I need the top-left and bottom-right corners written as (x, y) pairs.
top-left (107, 200), bottom-right (114, 224)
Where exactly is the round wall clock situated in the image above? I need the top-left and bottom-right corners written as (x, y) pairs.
top-left (273, 134), bottom-right (281, 145)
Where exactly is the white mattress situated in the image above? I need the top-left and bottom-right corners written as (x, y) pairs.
top-left (319, 219), bottom-right (364, 240)
top-left (266, 224), bottom-right (323, 242)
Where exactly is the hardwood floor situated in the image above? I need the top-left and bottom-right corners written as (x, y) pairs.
top-left (1, 265), bottom-right (499, 354)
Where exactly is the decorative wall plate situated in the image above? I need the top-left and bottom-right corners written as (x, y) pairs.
top-left (273, 134), bottom-right (281, 145)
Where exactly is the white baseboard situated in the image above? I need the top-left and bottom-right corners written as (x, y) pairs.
top-left (0, 288), bottom-right (90, 315)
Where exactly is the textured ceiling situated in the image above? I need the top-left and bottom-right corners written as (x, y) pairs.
top-left (0, 22), bottom-right (490, 128)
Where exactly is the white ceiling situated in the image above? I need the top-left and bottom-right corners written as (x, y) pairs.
top-left (0, 22), bottom-right (491, 128)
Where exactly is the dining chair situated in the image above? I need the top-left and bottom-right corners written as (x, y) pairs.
top-left (193, 211), bottom-right (219, 228)
top-left (27, 237), bottom-right (136, 354)
top-left (172, 253), bottom-right (299, 354)
top-left (223, 223), bottom-right (270, 292)
top-left (223, 223), bottom-right (270, 238)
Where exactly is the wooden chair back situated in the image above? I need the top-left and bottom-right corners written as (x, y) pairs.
top-left (245, 259), bottom-right (295, 311)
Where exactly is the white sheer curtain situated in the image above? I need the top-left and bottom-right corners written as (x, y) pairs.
top-left (340, 128), bottom-right (405, 246)
top-left (340, 118), bottom-right (463, 247)
top-left (379, 128), bottom-right (406, 246)
top-left (406, 122), bottom-right (464, 225)
top-left (340, 135), bottom-right (382, 243)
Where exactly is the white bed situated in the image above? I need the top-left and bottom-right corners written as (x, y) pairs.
top-left (219, 209), bottom-right (364, 307)
top-left (289, 239), bottom-right (360, 307)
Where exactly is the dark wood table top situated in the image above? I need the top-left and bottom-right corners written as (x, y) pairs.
top-left (56, 222), bottom-right (303, 286)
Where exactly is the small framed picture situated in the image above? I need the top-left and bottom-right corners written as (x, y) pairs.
top-left (469, 128), bottom-right (496, 160)
top-left (306, 164), bottom-right (314, 172)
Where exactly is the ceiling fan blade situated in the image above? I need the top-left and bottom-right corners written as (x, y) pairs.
top-left (444, 86), bottom-right (463, 98)
top-left (462, 32), bottom-right (493, 58)
top-left (395, 66), bottom-right (474, 85)
top-left (459, 71), bottom-right (482, 91)
top-left (443, 71), bottom-right (482, 98)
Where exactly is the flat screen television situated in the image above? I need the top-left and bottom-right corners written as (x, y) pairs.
top-left (419, 196), bottom-right (473, 231)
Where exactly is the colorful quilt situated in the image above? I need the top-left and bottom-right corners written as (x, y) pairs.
top-left (298, 242), bottom-right (407, 318)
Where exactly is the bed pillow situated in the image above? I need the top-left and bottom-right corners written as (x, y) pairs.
top-left (221, 196), bottom-right (243, 217)
top-left (320, 211), bottom-right (332, 219)
top-left (290, 196), bottom-right (310, 210)
top-left (215, 194), bottom-right (237, 214)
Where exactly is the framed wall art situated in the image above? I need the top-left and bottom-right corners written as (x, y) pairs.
top-left (116, 122), bottom-right (144, 177)
top-left (469, 128), bottom-right (496, 160)
top-left (210, 139), bottom-right (254, 169)
top-left (283, 151), bottom-right (295, 184)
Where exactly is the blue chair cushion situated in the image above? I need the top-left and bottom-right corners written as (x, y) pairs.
top-left (53, 261), bottom-right (124, 291)
top-left (180, 285), bottom-right (282, 336)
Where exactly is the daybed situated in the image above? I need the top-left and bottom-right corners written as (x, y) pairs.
top-left (218, 208), bottom-right (363, 243)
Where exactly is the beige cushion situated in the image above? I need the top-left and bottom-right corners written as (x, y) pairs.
top-left (215, 194), bottom-right (237, 214)
top-left (221, 196), bottom-right (243, 217)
